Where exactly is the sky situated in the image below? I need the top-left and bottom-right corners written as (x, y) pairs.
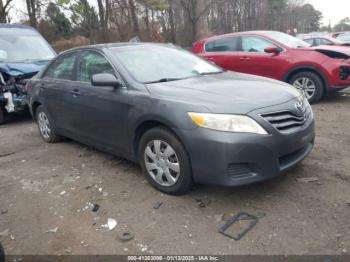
top-left (11, 0), bottom-right (350, 27)
top-left (308, 0), bottom-right (349, 26)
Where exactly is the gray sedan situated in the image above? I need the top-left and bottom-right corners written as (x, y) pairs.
top-left (27, 43), bottom-right (315, 195)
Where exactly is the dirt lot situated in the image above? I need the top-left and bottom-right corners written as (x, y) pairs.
top-left (0, 90), bottom-right (350, 256)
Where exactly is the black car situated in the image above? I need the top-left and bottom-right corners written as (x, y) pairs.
top-left (27, 43), bottom-right (315, 195)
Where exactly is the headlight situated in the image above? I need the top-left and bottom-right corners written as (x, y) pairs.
top-left (188, 113), bottom-right (268, 135)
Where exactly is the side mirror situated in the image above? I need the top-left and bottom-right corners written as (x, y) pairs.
top-left (91, 73), bottom-right (121, 88)
top-left (264, 46), bottom-right (280, 54)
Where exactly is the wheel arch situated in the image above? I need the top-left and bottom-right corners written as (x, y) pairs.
top-left (283, 65), bottom-right (329, 93)
top-left (31, 101), bottom-right (42, 120)
top-left (132, 119), bottom-right (188, 160)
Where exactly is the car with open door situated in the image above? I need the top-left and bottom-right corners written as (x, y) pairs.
top-left (193, 31), bottom-right (350, 103)
top-left (27, 43), bottom-right (315, 195)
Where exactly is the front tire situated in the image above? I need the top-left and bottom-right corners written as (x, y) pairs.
top-left (139, 127), bottom-right (193, 195)
top-left (0, 107), bottom-right (4, 125)
top-left (289, 71), bottom-right (324, 104)
top-left (35, 105), bottom-right (61, 143)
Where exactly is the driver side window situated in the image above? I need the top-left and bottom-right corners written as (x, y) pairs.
top-left (242, 36), bottom-right (275, 53)
top-left (77, 51), bottom-right (115, 83)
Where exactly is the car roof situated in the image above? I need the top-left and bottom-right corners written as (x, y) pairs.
top-left (61, 42), bottom-right (177, 53)
top-left (201, 31), bottom-right (281, 42)
top-left (0, 23), bottom-right (37, 30)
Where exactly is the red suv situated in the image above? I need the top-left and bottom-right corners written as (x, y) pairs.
top-left (193, 31), bottom-right (350, 103)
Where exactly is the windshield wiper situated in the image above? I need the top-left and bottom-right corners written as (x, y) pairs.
top-left (145, 78), bottom-right (183, 84)
top-left (199, 70), bottom-right (225, 75)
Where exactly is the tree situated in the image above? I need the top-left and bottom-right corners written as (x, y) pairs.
top-left (26, 0), bottom-right (39, 28)
top-left (0, 0), bottom-right (13, 23)
top-left (46, 2), bottom-right (72, 39)
top-left (97, 0), bottom-right (110, 41)
top-left (180, 0), bottom-right (211, 43)
top-left (334, 17), bottom-right (350, 32)
top-left (129, 0), bottom-right (140, 36)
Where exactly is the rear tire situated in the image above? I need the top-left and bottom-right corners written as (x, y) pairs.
top-left (289, 71), bottom-right (324, 104)
top-left (139, 127), bottom-right (193, 195)
top-left (35, 105), bottom-right (61, 143)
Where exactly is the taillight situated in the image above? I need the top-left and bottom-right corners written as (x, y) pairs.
top-left (24, 81), bottom-right (31, 93)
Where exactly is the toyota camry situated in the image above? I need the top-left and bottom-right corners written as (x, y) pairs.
top-left (27, 43), bottom-right (315, 195)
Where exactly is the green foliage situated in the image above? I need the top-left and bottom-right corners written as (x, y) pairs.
top-left (46, 2), bottom-right (72, 38)
top-left (139, 0), bottom-right (169, 11)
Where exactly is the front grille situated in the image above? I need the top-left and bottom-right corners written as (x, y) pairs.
top-left (261, 106), bottom-right (311, 134)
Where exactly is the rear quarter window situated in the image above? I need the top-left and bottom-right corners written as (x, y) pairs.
top-left (205, 37), bottom-right (240, 52)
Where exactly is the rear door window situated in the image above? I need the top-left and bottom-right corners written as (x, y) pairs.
top-left (205, 37), bottom-right (240, 52)
top-left (77, 51), bottom-right (115, 83)
top-left (304, 39), bottom-right (315, 46)
top-left (44, 53), bottom-right (77, 81)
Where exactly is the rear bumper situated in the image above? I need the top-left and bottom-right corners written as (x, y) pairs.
top-left (180, 118), bottom-right (315, 187)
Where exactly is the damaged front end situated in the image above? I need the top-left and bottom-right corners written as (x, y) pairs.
top-left (0, 62), bottom-right (47, 124)
top-left (0, 71), bottom-right (33, 114)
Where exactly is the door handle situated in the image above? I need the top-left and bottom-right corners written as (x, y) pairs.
top-left (40, 83), bottom-right (46, 89)
top-left (206, 57), bottom-right (214, 61)
top-left (240, 57), bottom-right (251, 61)
top-left (71, 89), bottom-right (81, 96)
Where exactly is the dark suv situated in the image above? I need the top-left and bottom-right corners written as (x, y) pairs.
top-left (28, 43), bottom-right (315, 194)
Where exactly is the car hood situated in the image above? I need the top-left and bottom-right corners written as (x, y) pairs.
top-left (311, 45), bottom-right (350, 58)
top-left (146, 71), bottom-right (300, 114)
top-left (0, 60), bottom-right (50, 77)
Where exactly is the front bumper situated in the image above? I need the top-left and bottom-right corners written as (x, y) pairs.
top-left (179, 102), bottom-right (315, 187)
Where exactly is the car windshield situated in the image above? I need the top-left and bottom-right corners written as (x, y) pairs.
top-left (0, 28), bottom-right (55, 63)
top-left (264, 31), bottom-right (311, 48)
top-left (112, 45), bottom-right (223, 84)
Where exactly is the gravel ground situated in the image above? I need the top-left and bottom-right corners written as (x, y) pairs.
top-left (0, 90), bottom-right (349, 256)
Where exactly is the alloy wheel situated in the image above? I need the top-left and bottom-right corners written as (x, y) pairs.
top-left (292, 77), bottom-right (316, 100)
top-left (38, 111), bottom-right (51, 140)
top-left (144, 140), bottom-right (180, 187)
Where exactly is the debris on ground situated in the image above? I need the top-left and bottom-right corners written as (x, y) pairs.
top-left (65, 247), bottom-right (72, 254)
top-left (0, 229), bottom-right (9, 237)
top-left (219, 212), bottom-right (259, 241)
top-left (296, 177), bottom-right (319, 183)
top-left (0, 210), bottom-right (8, 215)
top-left (92, 204), bottom-right (100, 212)
top-left (63, 176), bottom-right (77, 184)
top-left (117, 231), bottom-right (134, 241)
top-left (137, 243), bottom-right (148, 252)
top-left (60, 191), bottom-right (66, 195)
top-left (0, 152), bottom-right (15, 158)
top-left (107, 218), bottom-right (117, 230)
top-left (195, 198), bottom-right (211, 208)
top-left (346, 201), bottom-right (350, 207)
top-left (45, 227), bottom-right (59, 233)
top-left (99, 218), bottom-right (117, 231)
top-left (81, 241), bottom-right (89, 247)
top-left (153, 202), bottom-right (163, 209)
